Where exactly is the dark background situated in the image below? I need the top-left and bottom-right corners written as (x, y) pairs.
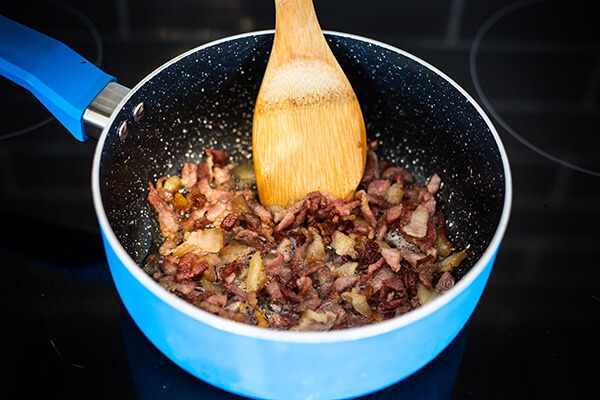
top-left (1, 0), bottom-right (599, 398)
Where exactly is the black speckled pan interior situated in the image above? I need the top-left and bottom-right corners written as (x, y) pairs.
top-left (98, 32), bottom-right (506, 282)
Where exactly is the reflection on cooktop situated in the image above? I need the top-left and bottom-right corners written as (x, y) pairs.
top-left (470, 0), bottom-right (600, 177)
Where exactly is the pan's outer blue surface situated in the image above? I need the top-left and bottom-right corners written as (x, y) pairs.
top-left (91, 32), bottom-right (511, 400)
top-left (102, 229), bottom-right (497, 400)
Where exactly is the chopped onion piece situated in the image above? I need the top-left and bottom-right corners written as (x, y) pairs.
top-left (385, 183), bottom-right (404, 205)
top-left (230, 195), bottom-right (251, 214)
top-left (202, 263), bottom-right (217, 283)
top-left (219, 240), bottom-right (252, 264)
top-left (342, 291), bottom-right (371, 316)
top-left (254, 308), bottom-right (269, 328)
top-left (231, 161), bottom-right (256, 187)
top-left (293, 309), bottom-right (332, 331)
top-left (170, 192), bottom-right (188, 211)
top-left (329, 262), bottom-right (358, 277)
top-left (417, 282), bottom-right (438, 305)
top-left (435, 231), bottom-right (453, 258)
top-left (306, 227), bottom-right (326, 263)
top-left (247, 252), bottom-right (268, 293)
top-left (331, 231), bottom-right (358, 259)
top-left (440, 250), bottom-right (467, 272)
top-left (163, 175), bottom-right (182, 193)
top-left (172, 228), bottom-right (225, 256)
top-left (200, 277), bottom-right (221, 292)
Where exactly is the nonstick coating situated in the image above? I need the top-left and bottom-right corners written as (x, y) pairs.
top-left (98, 32), bottom-right (505, 286)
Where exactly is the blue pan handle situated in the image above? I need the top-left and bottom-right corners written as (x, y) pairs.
top-left (0, 15), bottom-right (116, 141)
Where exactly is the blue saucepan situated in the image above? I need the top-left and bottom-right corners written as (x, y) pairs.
top-left (0, 15), bottom-right (511, 400)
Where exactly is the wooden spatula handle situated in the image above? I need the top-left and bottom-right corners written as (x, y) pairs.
top-left (272, 0), bottom-right (330, 63)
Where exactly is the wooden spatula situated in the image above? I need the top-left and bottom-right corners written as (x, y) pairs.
top-left (253, 0), bottom-right (367, 207)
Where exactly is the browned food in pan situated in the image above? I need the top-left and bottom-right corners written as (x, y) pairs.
top-left (144, 144), bottom-right (467, 331)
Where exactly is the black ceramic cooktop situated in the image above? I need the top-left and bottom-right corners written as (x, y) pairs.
top-left (2, 1), bottom-right (599, 398)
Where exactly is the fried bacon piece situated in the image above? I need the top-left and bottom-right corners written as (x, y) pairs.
top-left (148, 182), bottom-right (180, 237)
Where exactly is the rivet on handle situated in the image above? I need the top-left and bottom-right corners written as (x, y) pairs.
top-left (133, 102), bottom-right (145, 122)
top-left (117, 120), bottom-right (128, 142)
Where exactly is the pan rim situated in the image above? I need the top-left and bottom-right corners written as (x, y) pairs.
top-left (92, 30), bottom-right (512, 344)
